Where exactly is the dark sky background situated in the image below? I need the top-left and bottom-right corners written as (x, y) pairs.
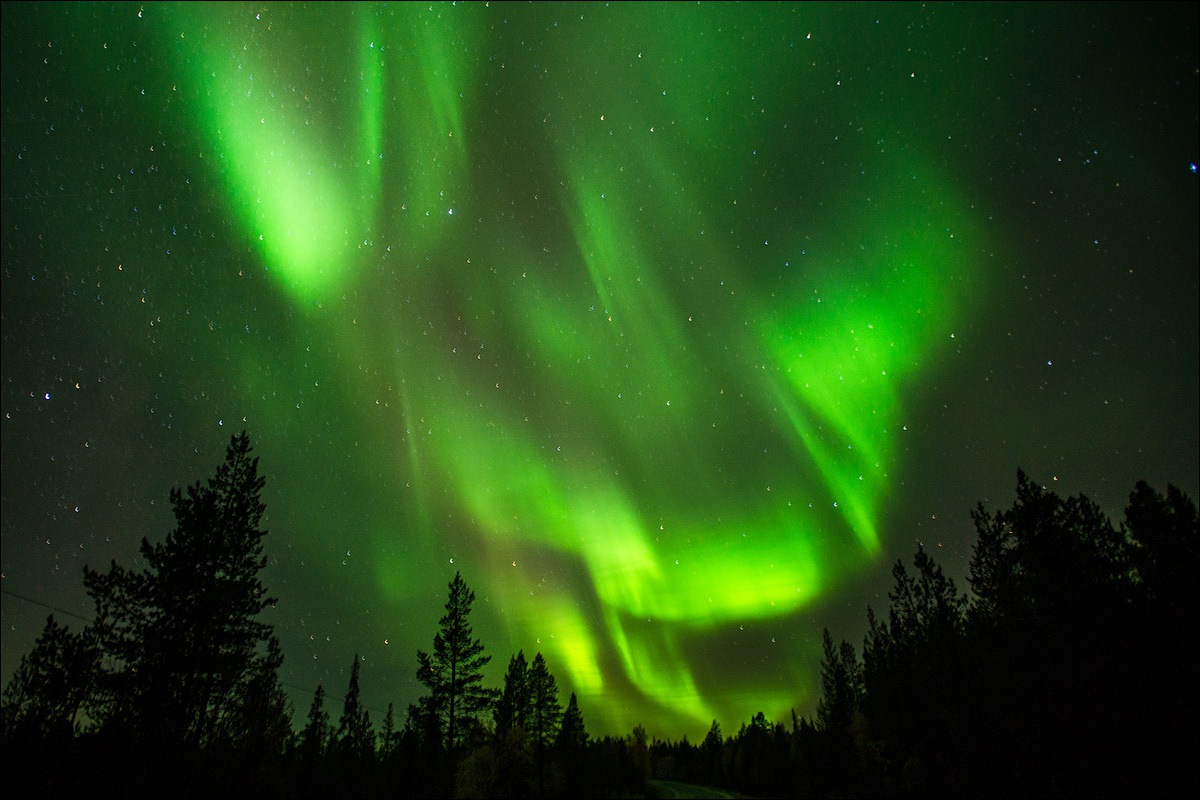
top-left (2, 2), bottom-right (1197, 741)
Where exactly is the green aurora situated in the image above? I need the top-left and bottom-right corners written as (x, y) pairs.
top-left (3, 2), bottom-right (1196, 739)
top-left (171, 2), bottom-right (982, 733)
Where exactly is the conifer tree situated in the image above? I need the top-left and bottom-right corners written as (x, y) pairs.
top-left (529, 652), bottom-right (563, 796)
top-left (815, 629), bottom-right (862, 792)
top-left (556, 691), bottom-right (588, 752)
top-left (336, 655), bottom-right (374, 761)
top-left (1, 615), bottom-right (98, 741)
top-left (218, 634), bottom-right (293, 759)
top-left (300, 683), bottom-right (331, 763)
top-left (378, 702), bottom-right (399, 759)
top-left (816, 629), bottom-right (860, 734)
top-left (495, 650), bottom-right (531, 734)
top-left (701, 719), bottom-right (725, 786)
top-left (556, 691), bottom-right (589, 792)
top-left (415, 571), bottom-right (498, 756)
top-left (528, 652), bottom-right (563, 753)
top-left (82, 431), bottom-right (276, 749)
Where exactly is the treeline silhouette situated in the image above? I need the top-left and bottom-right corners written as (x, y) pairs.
top-left (3, 433), bottom-right (1196, 798)
top-left (644, 472), bottom-right (1198, 798)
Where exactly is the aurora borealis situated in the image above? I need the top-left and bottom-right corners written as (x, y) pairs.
top-left (2, 2), bottom-right (1197, 740)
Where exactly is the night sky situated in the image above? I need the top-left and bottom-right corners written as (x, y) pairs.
top-left (2, 2), bottom-right (1197, 741)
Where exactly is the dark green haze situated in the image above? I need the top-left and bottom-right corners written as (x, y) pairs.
top-left (2, 2), bottom-right (1197, 739)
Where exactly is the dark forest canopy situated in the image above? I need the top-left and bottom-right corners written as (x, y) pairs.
top-left (2, 434), bottom-right (1197, 798)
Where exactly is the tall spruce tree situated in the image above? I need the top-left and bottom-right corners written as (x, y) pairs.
top-left (336, 655), bottom-right (374, 761)
top-left (528, 652), bottom-right (562, 753)
top-left (378, 702), bottom-right (399, 760)
top-left (816, 629), bottom-right (861, 734)
top-left (82, 431), bottom-right (276, 749)
top-left (1, 615), bottom-right (99, 741)
top-left (814, 628), bottom-right (862, 793)
top-left (529, 652), bottom-right (563, 796)
top-left (556, 691), bottom-right (588, 752)
top-left (216, 634), bottom-right (293, 761)
top-left (300, 683), bottom-right (331, 763)
top-left (495, 650), bottom-right (531, 734)
top-left (556, 691), bottom-right (589, 793)
top-left (416, 571), bottom-right (498, 757)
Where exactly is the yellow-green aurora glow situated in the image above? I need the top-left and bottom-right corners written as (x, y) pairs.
top-left (168, 3), bottom-right (982, 734)
top-left (60, 0), bottom-right (1200, 744)
top-left (8, 0), bottom-right (1200, 744)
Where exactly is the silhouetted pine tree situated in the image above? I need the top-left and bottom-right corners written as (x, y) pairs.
top-left (814, 629), bottom-right (862, 794)
top-left (1123, 480), bottom-right (1199, 796)
top-left (842, 472), bottom-right (1198, 797)
top-left (495, 650), bottom-right (531, 735)
top-left (378, 701), bottom-right (399, 760)
top-left (416, 571), bottom-right (498, 792)
top-left (700, 720), bottom-right (724, 786)
top-left (964, 472), bottom-right (1138, 795)
top-left (528, 652), bottom-right (562, 749)
top-left (215, 634), bottom-right (293, 782)
top-left (528, 652), bottom-right (563, 795)
top-left (82, 431), bottom-right (277, 752)
top-left (628, 723), bottom-right (652, 793)
top-left (1, 614), bottom-right (99, 742)
top-left (1126, 480), bottom-right (1199, 621)
top-left (861, 545), bottom-right (967, 793)
top-left (299, 683), bottom-right (331, 765)
top-left (400, 695), bottom-right (445, 797)
top-left (335, 655), bottom-right (374, 762)
top-left (556, 690), bottom-right (587, 753)
top-left (556, 691), bottom-right (589, 795)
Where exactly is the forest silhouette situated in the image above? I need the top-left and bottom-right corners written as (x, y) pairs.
top-left (3, 432), bottom-right (1196, 798)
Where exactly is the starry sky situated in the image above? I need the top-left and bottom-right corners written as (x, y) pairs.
top-left (2, 2), bottom-right (1197, 741)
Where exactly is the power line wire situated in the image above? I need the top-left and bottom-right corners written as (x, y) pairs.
top-left (1, 587), bottom-right (92, 624)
